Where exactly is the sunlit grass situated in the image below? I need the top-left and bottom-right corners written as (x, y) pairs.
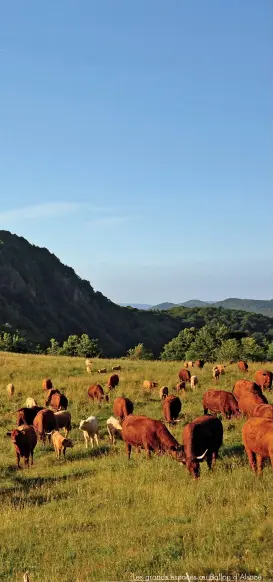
top-left (0, 354), bottom-right (272, 581)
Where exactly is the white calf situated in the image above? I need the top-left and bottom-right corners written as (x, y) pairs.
top-left (79, 416), bottom-right (99, 448)
top-left (25, 397), bottom-right (38, 408)
top-left (190, 375), bottom-right (198, 390)
top-left (106, 416), bottom-right (123, 445)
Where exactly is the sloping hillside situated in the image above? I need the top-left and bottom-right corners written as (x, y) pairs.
top-left (151, 298), bottom-right (273, 317)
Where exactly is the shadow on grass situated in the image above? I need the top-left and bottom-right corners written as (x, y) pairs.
top-left (69, 444), bottom-right (111, 461)
top-left (221, 443), bottom-right (245, 458)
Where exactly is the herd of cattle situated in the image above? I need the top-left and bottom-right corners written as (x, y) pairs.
top-left (4, 359), bottom-right (273, 479)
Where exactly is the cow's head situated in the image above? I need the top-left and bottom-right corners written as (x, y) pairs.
top-left (182, 449), bottom-right (208, 478)
top-left (63, 438), bottom-right (73, 449)
top-left (168, 445), bottom-right (186, 464)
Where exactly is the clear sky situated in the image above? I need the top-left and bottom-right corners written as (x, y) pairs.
top-left (0, 0), bottom-right (272, 304)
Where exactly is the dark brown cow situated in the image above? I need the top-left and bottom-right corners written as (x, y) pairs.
top-left (113, 397), bottom-right (134, 421)
top-left (46, 389), bottom-right (68, 411)
top-left (162, 395), bottom-right (182, 423)
top-left (122, 415), bottom-right (184, 462)
top-left (178, 369), bottom-right (191, 383)
top-left (242, 417), bottom-right (273, 474)
top-left (182, 415), bottom-right (223, 478)
top-left (6, 425), bottom-right (37, 469)
top-left (108, 374), bottom-right (119, 390)
top-left (195, 360), bottom-right (205, 369)
top-left (251, 404), bottom-right (273, 419)
top-left (33, 409), bottom-right (56, 443)
top-left (176, 381), bottom-right (186, 392)
top-left (88, 384), bottom-right (109, 404)
top-left (238, 361), bottom-right (248, 373)
top-left (233, 380), bottom-right (262, 401)
top-left (42, 378), bottom-right (53, 391)
top-left (254, 370), bottom-right (272, 392)
top-left (17, 406), bottom-right (43, 426)
top-left (238, 392), bottom-right (268, 417)
top-left (202, 390), bottom-right (240, 420)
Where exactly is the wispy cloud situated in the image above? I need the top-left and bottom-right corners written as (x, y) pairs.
top-left (0, 201), bottom-right (126, 224)
top-left (88, 215), bottom-right (135, 226)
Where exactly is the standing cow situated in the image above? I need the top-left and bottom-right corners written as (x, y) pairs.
top-left (33, 409), bottom-right (56, 443)
top-left (122, 415), bottom-right (185, 462)
top-left (254, 370), bottom-right (272, 392)
top-left (238, 361), bottom-right (248, 373)
top-left (42, 378), bottom-right (53, 391)
top-left (46, 389), bottom-right (68, 411)
top-left (178, 369), bottom-right (191, 383)
top-left (88, 384), bottom-right (109, 404)
top-left (162, 395), bottom-right (182, 423)
top-left (202, 390), bottom-right (240, 419)
top-left (242, 417), bottom-right (273, 474)
top-left (6, 425), bottom-right (37, 469)
top-left (182, 415), bottom-right (223, 478)
top-left (195, 360), bottom-right (205, 369)
top-left (113, 397), bottom-right (134, 421)
top-left (108, 374), bottom-right (119, 390)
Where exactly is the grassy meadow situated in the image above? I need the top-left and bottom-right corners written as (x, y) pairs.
top-left (0, 353), bottom-right (272, 582)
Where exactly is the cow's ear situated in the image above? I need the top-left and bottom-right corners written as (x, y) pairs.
top-left (6, 431), bottom-right (12, 436)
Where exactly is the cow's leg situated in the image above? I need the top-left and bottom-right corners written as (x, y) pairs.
top-left (126, 443), bottom-right (132, 460)
top-left (269, 452), bottom-right (273, 471)
top-left (30, 450), bottom-right (34, 465)
top-left (245, 447), bottom-right (256, 472)
top-left (206, 451), bottom-right (213, 469)
top-left (95, 433), bottom-right (99, 446)
top-left (16, 452), bottom-right (21, 469)
top-left (203, 407), bottom-right (208, 415)
top-left (25, 456), bottom-right (30, 469)
top-left (64, 427), bottom-right (68, 437)
top-left (63, 447), bottom-right (66, 459)
top-left (256, 454), bottom-right (264, 475)
top-left (212, 450), bottom-right (218, 467)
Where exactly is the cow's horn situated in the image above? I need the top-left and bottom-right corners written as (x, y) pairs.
top-left (196, 449), bottom-right (208, 460)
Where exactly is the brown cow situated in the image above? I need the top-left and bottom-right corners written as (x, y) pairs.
top-left (238, 392), bottom-right (268, 417)
top-left (46, 389), bottom-right (68, 411)
top-left (176, 381), bottom-right (186, 392)
top-left (182, 415), bottom-right (223, 478)
top-left (42, 378), bottom-right (53, 391)
top-left (88, 384), bottom-right (109, 404)
top-left (251, 404), bottom-right (273, 419)
top-left (162, 395), bottom-right (182, 423)
top-left (238, 361), bottom-right (248, 373)
top-left (122, 415), bottom-right (184, 462)
top-left (159, 386), bottom-right (169, 400)
top-left (113, 397), bottom-right (134, 421)
top-left (33, 409), bottom-right (56, 443)
top-left (202, 390), bottom-right (240, 420)
top-left (233, 380), bottom-right (262, 401)
top-left (143, 380), bottom-right (158, 390)
top-left (6, 424), bottom-right (37, 469)
top-left (212, 367), bottom-right (220, 382)
top-left (195, 360), bottom-right (205, 369)
top-left (17, 406), bottom-right (44, 426)
top-left (108, 374), bottom-right (119, 390)
top-left (242, 417), bottom-right (273, 474)
top-left (178, 369), bottom-right (191, 383)
top-left (254, 370), bottom-right (272, 392)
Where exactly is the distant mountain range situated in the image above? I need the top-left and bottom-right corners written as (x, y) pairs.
top-left (120, 299), bottom-right (273, 318)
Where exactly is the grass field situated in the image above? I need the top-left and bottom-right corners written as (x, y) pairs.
top-left (0, 353), bottom-right (272, 582)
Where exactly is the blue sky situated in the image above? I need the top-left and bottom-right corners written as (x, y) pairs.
top-left (0, 0), bottom-right (272, 304)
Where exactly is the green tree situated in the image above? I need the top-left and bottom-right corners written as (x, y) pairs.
top-left (185, 325), bottom-right (219, 362)
top-left (215, 338), bottom-right (240, 362)
top-left (77, 335), bottom-right (102, 358)
top-left (160, 328), bottom-right (196, 361)
top-left (267, 342), bottom-right (273, 361)
top-left (47, 338), bottom-right (61, 355)
top-left (127, 343), bottom-right (154, 360)
top-left (240, 337), bottom-right (266, 362)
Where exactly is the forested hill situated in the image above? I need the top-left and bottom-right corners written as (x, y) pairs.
top-left (0, 230), bottom-right (273, 357)
top-left (151, 298), bottom-right (273, 317)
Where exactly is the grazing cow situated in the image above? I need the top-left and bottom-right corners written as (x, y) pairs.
top-left (195, 360), bottom-right (205, 369)
top-left (33, 409), bottom-right (56, 443)
top-left (190, 375), bottom-right (198, 390)
top-left (25, 397), bottom-right (38, 408)
top-left (143, 380), bottom-right (158, 390)
top-left (86, 366), bottom-right (92, 374)
top-left (54, 411), bottom-right (72, 436)
top-left (202, 390), bottom-right (240, 419)
top-left (42, 378), bottom-right (53, 391)
top-left (178, 369), bottom-right (191, 383)
top-left (79, 416), bottom-right (99, 448)
top-left (107, 416), bottom-right (123, 445)
top-left (88, 384), bottom-right (109, 404)
top-left (51, 430), bottom-right (73, 459)
top-left (233, 380), bottom-right (262, 401)
top-left (17, 406), bottom-right (43, 426)
top-left (238, 392), bottom-right (268, 417)
top-left (46, 389), bottom-right (68, 411)
top-left (238, 361), bottom-right (248, 373)
top-left (254, 370), bottom-right (272, 392)
top-left (242, 417), bottom-right (273, 474)
top-left (98, 368), bottom-right (107, 374)
top-left (217, 365), bottom-right (226, 374)
top-left (6, 424), bottom-right (37, 469)
top-left (7, 383), bottom-right (15, 398)
top-left (212, 367), bottom-right (220, 382)
top-left (176, 381), bottom-right (186, 392)
top-left (182, 415), bottom-right (223, 478)
top-left (113, 397), bottom-right (134, 421)
top-left (122, 415), bottom-right (184, 462)
top-left (251, 404), bottom-right (273, 419)
top-left (184, 361), bottom-right (188, 368)
top-left (159, 386), bottom-right (169, 400)
top-left (108, 374), bottom-right (119, 390)
top-left (162, 395), bottom-right (182, 423)
top-left (112, 365), bottom-right (121, 371)
top-left (85, 358), bottom-right (92, 368)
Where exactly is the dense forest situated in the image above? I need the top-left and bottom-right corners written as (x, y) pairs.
top-left (0, 230), bottom-right (273, 359)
